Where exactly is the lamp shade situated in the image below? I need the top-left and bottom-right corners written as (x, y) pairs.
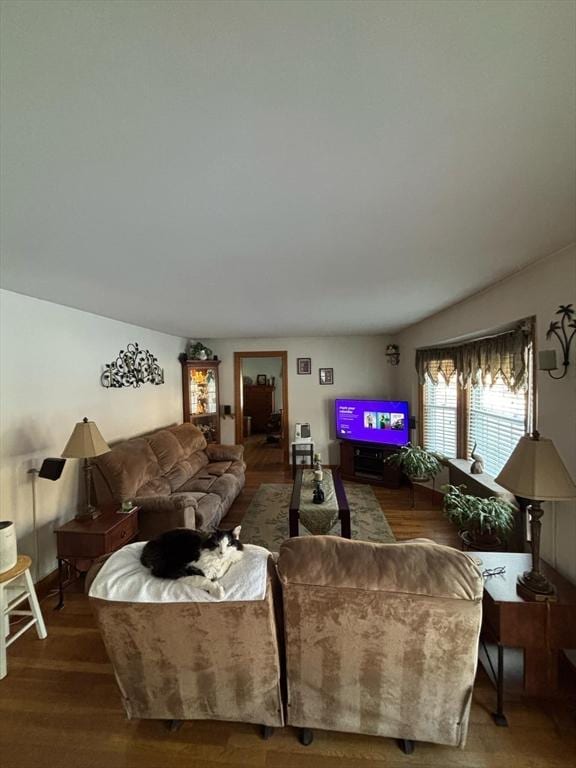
top-left (495, 433), bottom-right (576, 501)
top-left (61, 417), bottom-right (110, 459)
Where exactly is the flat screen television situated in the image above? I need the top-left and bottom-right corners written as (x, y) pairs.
top-left (335, 399), bottom-right (410, 447)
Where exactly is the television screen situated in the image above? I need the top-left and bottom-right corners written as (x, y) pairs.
top-left (335, 399), bottom-right (410, 446)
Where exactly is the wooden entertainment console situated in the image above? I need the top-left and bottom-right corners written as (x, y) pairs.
top-left (339, 440), bottom-right (402, 488)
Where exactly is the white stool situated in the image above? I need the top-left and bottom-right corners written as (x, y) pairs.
top-left (0, 555), bottom-right (47, 679)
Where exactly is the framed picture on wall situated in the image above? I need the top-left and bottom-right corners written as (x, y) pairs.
top-left (319, 367), bottom-right (334, 385)
top-left (297, 358), bottom-right (311, 375)
top-left (256, 374), bottom-right (267, 385)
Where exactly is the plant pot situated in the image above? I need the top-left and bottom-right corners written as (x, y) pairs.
top-left (459, 529), bottom-right (503, 551)
top-left (408, 475), bottom-right (432, 484)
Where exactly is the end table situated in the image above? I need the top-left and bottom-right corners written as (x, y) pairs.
top-left (55, 505), bottom-right (138, 609)
top-left (471, 551), bottom-right (576, 726)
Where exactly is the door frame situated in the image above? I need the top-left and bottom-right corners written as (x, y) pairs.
top-left (234, 351), bottom-right (289, 465)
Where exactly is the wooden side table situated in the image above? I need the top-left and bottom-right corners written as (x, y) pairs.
top-left (55, 505), bottom-right (138, 609)
top-left (470, 551), bottom-right (576, 726)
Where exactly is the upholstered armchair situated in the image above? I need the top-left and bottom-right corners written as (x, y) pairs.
top-left (277, 536), bottom-right (483, 753)
top-left (88, 548), bottom-right (284, 736)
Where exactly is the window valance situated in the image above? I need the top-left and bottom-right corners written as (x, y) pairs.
top-left (415, 326), bottom-right (532, 392)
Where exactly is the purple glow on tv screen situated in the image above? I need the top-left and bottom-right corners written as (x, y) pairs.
top-left (335, 399), bottom-right (410, 446)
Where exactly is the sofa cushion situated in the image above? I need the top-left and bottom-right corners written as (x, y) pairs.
top-left (169, 423), bottom-right (207, 456)
top-left (196, 493), bottom-right (223, 529)
top-left (204, 461), bottom-right (232, 476)
top-left (177, 475), bottom-right (218, 493)
top-left (145, 430), bottom-right (184, 473)
top-left (92, 438), bottom-right (161, 501)
top-left (209, 474), bottom-right (241, 510)
top-left (206, 444), bottom-right (244, 462)
top-left (137, 477), bottom-right (172, 497)
top-left (226, 460), bottom-right (246, 481)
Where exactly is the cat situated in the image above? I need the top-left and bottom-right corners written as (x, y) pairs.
top-left (140, 526), bottom-right (244, 599)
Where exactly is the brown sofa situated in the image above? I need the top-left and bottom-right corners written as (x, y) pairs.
top-left (92, 423), bottom-right (245, 539)
top-left (277, 536), bottom-right (483, 752)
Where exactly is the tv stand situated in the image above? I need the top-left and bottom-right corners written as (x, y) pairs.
top-left (339, 440), bottom-right (402, 488)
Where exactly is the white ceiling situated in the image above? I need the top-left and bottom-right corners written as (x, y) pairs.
top-left (1, 0), bottom-right (575, 338)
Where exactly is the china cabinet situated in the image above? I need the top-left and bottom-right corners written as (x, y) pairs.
top-left (181, 360), bottom-right (221, 443)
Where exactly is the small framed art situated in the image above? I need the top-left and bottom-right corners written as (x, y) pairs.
top-left (297, 358), bottom-right (311, 375)
top-left (319, 367), bottom-right (333, 385)
top-left (256, 374), bottom-right (267, 385)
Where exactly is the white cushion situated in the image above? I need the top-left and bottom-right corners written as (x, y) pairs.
top-left (89, 541), bottom-right (270, 603)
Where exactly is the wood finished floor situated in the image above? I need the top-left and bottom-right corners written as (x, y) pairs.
top-left (1, 464), bottom-right (575, 768)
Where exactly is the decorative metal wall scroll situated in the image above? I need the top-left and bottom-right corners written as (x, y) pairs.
top-left (101, 343), bottom-right (165, 388)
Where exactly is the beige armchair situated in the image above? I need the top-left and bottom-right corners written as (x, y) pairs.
top-left (89, 557), bottom-right (284, 736)
top-left (277, 536), bottom-right (483, 753)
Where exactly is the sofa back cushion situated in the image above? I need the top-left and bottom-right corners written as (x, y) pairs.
top-left (92, 423), bottom-right (211, 504)
top-left (145, 430), bottom-right (184, 473)
top-left (169, 423), bottom-right (207, 456)
top-left (278, 536), bottom-right (482, 601)
top-left (93, 438), bottom-right (161, 502)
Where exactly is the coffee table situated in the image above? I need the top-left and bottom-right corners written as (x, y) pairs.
top-left (289, 468), bottom-right (351, 538)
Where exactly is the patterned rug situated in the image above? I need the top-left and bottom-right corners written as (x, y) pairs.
top-left (240, 481), bottom-right (396, 552)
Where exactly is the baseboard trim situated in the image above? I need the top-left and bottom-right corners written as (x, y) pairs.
top-left (35, 567), bottom-right (60, 601)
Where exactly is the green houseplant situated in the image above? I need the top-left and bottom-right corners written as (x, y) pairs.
top-left (385, 443), bottom-right (443, 481)
top-left (442, 484), bottom-right (515, 549)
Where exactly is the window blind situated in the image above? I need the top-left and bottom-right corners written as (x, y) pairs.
top-left (467, 377), bottom-right (528, 476)
top-left (423, 372), bottom-right (457, 458)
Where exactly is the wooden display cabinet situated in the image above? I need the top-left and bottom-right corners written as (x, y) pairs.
top-left (181, 359), bottom-right (221, 443)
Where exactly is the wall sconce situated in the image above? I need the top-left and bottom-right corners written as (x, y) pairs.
top-left (538, 304), bottom-right (575, 380)
top-left (385, 344), bottom-right (400, 366)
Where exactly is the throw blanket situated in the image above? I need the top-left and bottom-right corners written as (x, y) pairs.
top-left (89, 541), bottom-right (270, 603)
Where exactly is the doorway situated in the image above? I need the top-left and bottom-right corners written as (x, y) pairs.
top-left (234, 351), bottom-right (289, 467)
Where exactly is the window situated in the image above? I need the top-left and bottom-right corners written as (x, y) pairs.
top-left (423, 373), bottom-right (457, 458)
top-left (467, 377), bottom-right (528, 476)
top-left (419, 333), bottom-right (534, 477)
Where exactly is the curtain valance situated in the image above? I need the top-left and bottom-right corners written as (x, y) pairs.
top-left (415, 326), bottom-right (532, 392)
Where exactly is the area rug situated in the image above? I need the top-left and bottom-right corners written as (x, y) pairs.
top-left (240, 482), bottom-right (396, 552)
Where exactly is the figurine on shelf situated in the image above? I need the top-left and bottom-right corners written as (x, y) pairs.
top-left (470, 442), bottom-right (485, 475)
top-left (185, 340), bottom-right (214, 361)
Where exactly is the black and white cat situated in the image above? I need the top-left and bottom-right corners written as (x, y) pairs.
top-left (140, 526), bottom-right (244, 599)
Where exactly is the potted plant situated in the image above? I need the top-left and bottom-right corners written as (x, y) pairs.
top-left (442, 484), bottom-right (515, 550)
top-left (385, 443), bottom-right (444, 481)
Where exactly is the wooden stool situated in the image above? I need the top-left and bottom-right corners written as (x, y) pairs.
top-left (0, 555), bottom-right (47, 679)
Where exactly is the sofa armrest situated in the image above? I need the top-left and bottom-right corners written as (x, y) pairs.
top-left (205, 443), bottom-right (245, 462)
top-left (134, 494), bottom-right (198, 540)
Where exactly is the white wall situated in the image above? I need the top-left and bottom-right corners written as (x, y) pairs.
top-left (204, 336), bottom-right (394, 465)
top-left (0, 290), bottom-right (186, 580)
top-left (242, 356), bottom-right (284, 411)
top-left (392, 245), bottom-right (576, 584)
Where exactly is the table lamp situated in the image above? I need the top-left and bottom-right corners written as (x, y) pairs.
top-left (496, 431), bottom-right (576, 601)
top-left (61, 417), bottom-right (110, 520)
